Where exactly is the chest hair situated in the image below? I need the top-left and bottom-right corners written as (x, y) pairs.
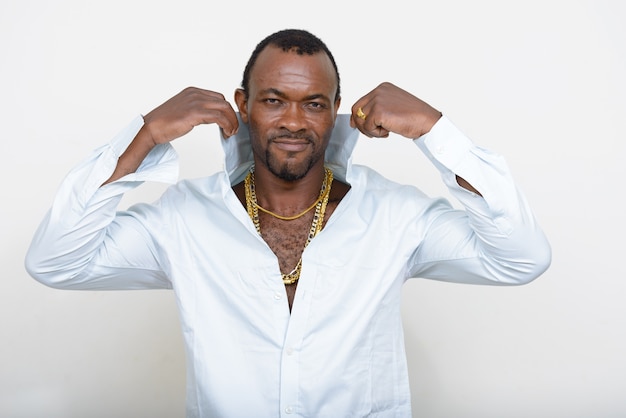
top-left (260, 199), bottom-right (340, 311)
top-left (232, 180), bottom-right (348, 311)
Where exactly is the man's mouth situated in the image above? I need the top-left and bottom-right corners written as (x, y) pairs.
top-left (271, 136), bottom-right (312, 152)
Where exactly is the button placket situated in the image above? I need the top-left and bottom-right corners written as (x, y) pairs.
top-left (280, 342), bottom-right (299, 416)
top-left (278, 267), bottom-right (316, 417)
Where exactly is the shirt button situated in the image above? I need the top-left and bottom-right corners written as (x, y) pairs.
top-left (273, 292), bottom-right (282, 300)
top-left (285, 406), bottom-right (294, 414)
top-left (286, 347), bottom-right (293, 355)
top-left (436, 145), bottom-right (445, 155)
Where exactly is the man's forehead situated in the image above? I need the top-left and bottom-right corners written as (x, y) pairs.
top-left (249, 46), bottom-right (337, 94)
top-left (254, 45), bottom-right (331, 70)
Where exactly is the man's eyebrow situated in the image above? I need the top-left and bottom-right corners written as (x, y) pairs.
top-left (303, 93), bottom-right (330, 102)
top-left (261, 88), bottom-right (288, 98)
top-left (261, 88), bottom-right (330, 102)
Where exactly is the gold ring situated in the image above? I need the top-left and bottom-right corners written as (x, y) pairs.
top-left (356, 107), bottom-right (367, 120)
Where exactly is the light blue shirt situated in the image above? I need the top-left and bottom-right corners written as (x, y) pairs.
top-left (25, 114), bottom-right (551, 417)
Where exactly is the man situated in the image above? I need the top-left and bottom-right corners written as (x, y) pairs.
top-left (25, 29), bottom-right (551, 417)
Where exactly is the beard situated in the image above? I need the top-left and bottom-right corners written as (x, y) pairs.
top-left (264, 146), bottom-right (317, 181)
top-left (250, 126), bottom-right (332, 182)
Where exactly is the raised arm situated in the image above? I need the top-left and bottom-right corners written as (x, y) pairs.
top-left (104, 87), bottom-right (239, 184)
top-left (25, 87), bottom-right (238, 289)
top-left (350, 82), bottom-right (550, 285)
top-left (350, 82), bottom-right (482, 196)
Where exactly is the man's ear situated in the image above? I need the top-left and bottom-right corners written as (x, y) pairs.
top-left (333, 96), bottom-right (341, 120)
top-left (234, 89), bottom-right (248, 123)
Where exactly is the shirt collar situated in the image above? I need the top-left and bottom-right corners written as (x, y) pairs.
top-left (220, 114), bottom-right (359, 185)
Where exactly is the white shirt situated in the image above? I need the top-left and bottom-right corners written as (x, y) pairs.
top-left (25, 114), bottom-right (551, 417)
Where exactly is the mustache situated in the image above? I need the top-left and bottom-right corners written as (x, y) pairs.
top-left (268, 130), bottom-right (314, 142)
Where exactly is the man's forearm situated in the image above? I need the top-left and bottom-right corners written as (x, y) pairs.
top-left (102, 124), bottom-right (156, 185)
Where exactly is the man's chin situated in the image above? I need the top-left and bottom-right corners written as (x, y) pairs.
top-left (267, 161), bottom-right (311, 182)
top-left (271, 168), bottom-right (308, 182)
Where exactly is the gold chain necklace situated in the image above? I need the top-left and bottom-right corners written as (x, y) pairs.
top-left (244, 166), bottom-right (333, 285)
top-left (248, 169), bottom-right (330, 221)
top-left (255, 194), bottom-right (323, 221)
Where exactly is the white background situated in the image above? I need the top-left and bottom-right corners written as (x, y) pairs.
top-left (2, 0), bottom-right (625, 417)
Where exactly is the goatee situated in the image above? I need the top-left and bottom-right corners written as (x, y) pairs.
top-left (265, 150), bottom-right (317, 182)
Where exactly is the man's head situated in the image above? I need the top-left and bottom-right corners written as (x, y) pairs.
top-left (235, 29), bottom-right (341, 182)
top-left (240, 29), bottom-right (341, 102)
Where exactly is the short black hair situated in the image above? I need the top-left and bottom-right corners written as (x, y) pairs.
top-left (240, 29), bottom-right (341, 101)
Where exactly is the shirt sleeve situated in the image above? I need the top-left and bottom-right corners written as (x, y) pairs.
top-left (24, 116), bottom-right (179, 290)
top-left (408, 115), bottom-right (551, 285)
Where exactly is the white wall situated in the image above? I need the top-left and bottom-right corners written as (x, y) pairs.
top-left (2, 0), bottom-right (624, 417)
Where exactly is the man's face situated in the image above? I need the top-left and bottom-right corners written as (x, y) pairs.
top-left (235, 45), bottom-right (340, 181)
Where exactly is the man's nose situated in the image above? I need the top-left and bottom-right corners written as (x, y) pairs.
top-left (278, 104), bottom-right (307, 132)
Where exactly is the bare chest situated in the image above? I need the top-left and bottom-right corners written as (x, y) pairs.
top-left (259, 201), bottom-right (338, 310)
top-left (262, 196), bottom-right (340, 267)
top-left (232, 179), bottom-right (349, 311)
